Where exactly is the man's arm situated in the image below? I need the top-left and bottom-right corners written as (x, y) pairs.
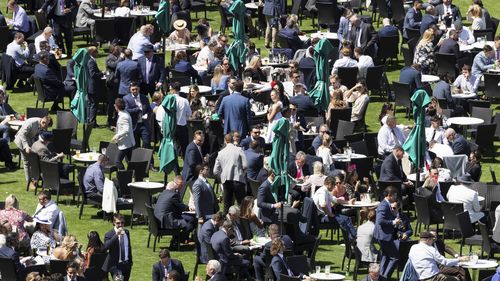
top-left (89, 60), bottom-right (104, 79)
top-left (191, 180), bottom-right (203, 218)
top-left (94, 167), bottom-right (105, 194)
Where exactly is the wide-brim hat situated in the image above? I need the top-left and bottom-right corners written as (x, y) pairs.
top-left (173, 19), bottom-right (187, 31)
top-left (33, 216), bottom-right (52, 225)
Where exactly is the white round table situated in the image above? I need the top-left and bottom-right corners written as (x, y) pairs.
top-left (253, 110), bottom-right (267, 117)
top-left (303, 131), bottom-right (319, 136)
top-left (93, 11), bottom-right (115, 17)
top-left (130, 10), bottom-right (157, 16)
top-left (478, 196), bottom-right (485, 202)
top-left (180, 85), bottom-right (211, 94)
top-left (470, 41), bottom-right (494, 50)
top-left (245, 2), bottom-right (260, 9)
top-left (250, 237), bottom-right (271, 248)
top-left (407, 172), bottom-right (452, 182)
top-left (487, 69), bottom-right (500, 73)
top-left (332, 153), bottom-right (366, 162)
top-left (72, 152), bottom-right (101, 163)
top-left (341, 201), bottom-right (380, 208)
top-left (127, 181), bottom-right (164, 189)
top-left (422, 74), bottom-right (440, 83)
top-left (459, 44), bottom-right (475, 52)
top-left (164, 44), bottom-right (190, 51)
top-left (460, 259), bottom-right (497, 281)
top-left (192, 65), bottom-right (208, 72)
top-left (310, 273), bottom-right (345, 281)
top-left (310, 32), bottom-right (338, 40)
top-left (244, 83), bottom-right (265, 90)
top-left (451, 92), bottom-right (477, 99)
top-left (446, 117), bottom-right (484, 126)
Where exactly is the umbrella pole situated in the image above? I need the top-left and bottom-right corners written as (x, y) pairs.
top-left (415, 135), bottom-right (420, 190)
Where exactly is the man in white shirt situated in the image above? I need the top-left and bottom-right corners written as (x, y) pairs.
top-left (453, 64), bottom-right (480, 94)
top-left (33, 190), bottom-right (61, 231)
top-left (34, 27), bottom-right (58, 53)
top-left (425, 115), bottom-right (445, 144)
top-left (6, 32), bottom-right (33, 73)
top-left (196, 40), bottom-right (217, 68)
top-left (449, 21), bottom-right (474, 45)
top-left (447, 175), bottom-right (486, 223)
top-left (409, 231), bottom-right (468, 281)
top-left (377, 116), bottom-right (407, 157)
top-left (354, 47), bottom-right (374, 79)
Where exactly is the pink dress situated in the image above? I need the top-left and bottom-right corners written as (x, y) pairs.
top-left (0, 208), bottom-right (33, 242)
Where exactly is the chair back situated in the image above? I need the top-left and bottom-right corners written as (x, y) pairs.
top-left (131, 148), bottom-right (153, 170)
top-left (413, 193), bottom-right (431, 226)
top-left (365, 65), bottom-right (385, 93)
top-left (349, 141), bottom-right (368, 156)
top-left (299, 58), bottom-right (316, 90)
top-left (436, 53), bottom-right (458, 80)
top-left (328, 107), bottom-right (351, 137)
top-left (467, 99), bottom-right (491, 114)
top-left (95, 19), bottom-right (116, 44)
top-left (27, 152), bottom-right (42, 182)
top-left (335, 120), bottom-right (355, 141)
top-left (35, 11), bottom-right (48, 29)
top-left (441, 201), bottom-right (464, 233)
top-left (0, 257), bottom-right (18, 281)
top-left (105, 142), bottom-right (120, 166)
top-left (476, 124), bottom-right (497, 153)
top-left (473, 29), bottom-right (494, 41)
top-left (345, 133), bottom-right (364, 143)
top-left (0, 27), bottom-right (9, 52)
top-left (114, 16), bottom-right (137, 45)
top-left (309, 234), bottom-right (322, 267)
top-left (286, 255), bottom-right (310, 276)
top-left (337, 67), bottom-right (358, 89)
top-left (350, 157), bottom-right (374, 179)
top-left (26, 107), bottom-right (49, 119)
top-left (494, 113), bottom-right (500, 139)
top-left (130, 185), bottom-right (153, 216)
top-left (127, 161), bottom-right (149, 182)
top-left (456, 211), bottom-right (475, 239)
top-left (116, 170), bottom-right (133, 197)
top-left (392, 81), bottom-right (411, 108)
top-left (56, 111), bottom-right (78, 138)
top-left (397, 240), bottom-right (418, 271)
top-left (478, 221), bottom-right (494, 258)
top-left (317, 2), bottom-right (339, 28)
top-left (33, 76), bottom-right (51, 103)
top-left (52, 128), bottom-right (72, 155)
top-left (145, 203), bottom-right (161, 235)
top-left (49, 259), bottom-right (70, 275)
top-left (471, 106), bottom-right (492, 125)
top-left (484, 73), bottom-right (500, 99)
top-left (389, 0), bottom-right (405, 23)
top-left (363, 132), bottom-right (378, 158)
top-left (405, 28), bottom-right (421, 41)
top-left (77, 166), bottom-right (88, 204)
top-left (377, 36), bottom-right (399, 61)
top-left (401, 46), bottom-right (413, 66)
top-left (443, 155), bottom-right (467, 179)
top-left (40, 160), bottom-right (61, 190)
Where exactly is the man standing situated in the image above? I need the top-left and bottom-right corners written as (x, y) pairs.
top-left (244, 141), bottom-right (263, 180)
top-left (348, 14), bottom-right (378, 58)
top-left (6, 0), bottom-right (30, 36)
top-left (112, 98), bottom-right (135, 170)
top-left (103, 214), bottom-right (133, 281)
top-left (217, 80), bottom-right (253, 138)
top-left (257, 170), bottom-right (281, 225)
top-left (39, 0), bottom-right (78, 56)
top-left (123, 82), bottom-right (152, 149)
top-left (192, 164), bottom-right (219, 223)
top-left (116, 49), bottom-right (142, 97)
top-left (14, 115), bottom-right (52, 182)
top-left (138, 45), bottom-right (165, 97)
top-left (87, 46), bottom-right (104, 125)
top-left (403, 0), bottom-right (423, 38)
top-left (436, 0), bottom-right (462, 26)
top-left (181, 130), bottom-right (205, 186)
top-left (240, 126), bottom-right (265, 150)
top-left (83, 154), bottom-right (108, 202)
top-left (214, 134), bottom-right (248, 214)
top-left (373, 186), bottom-right (400, 280)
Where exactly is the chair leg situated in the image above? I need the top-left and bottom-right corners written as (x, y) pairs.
top-left (153, 235), bottom-right (157, 252)
top-left (193, 261), bottom-right (199, 280)
top-left (147, 233), bottom-right (151, 248)
top-left (79, 203), bottom-right (84, 219)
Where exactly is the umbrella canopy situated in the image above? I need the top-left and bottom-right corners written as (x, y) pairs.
top-left (308, 38), bottom-right (334, 112)
top-left (155, 0), bottom-right (171, 34)
top-left (226, 0), bottom-right (247, 73)
top-left (403, 89), bottom-right (431, 170)
top-left (269, 118), bottom-right (290, 201)
top-left (158, 94), bottom-right (177, 173)
top-left (70, 48), bottom-right (91, 123)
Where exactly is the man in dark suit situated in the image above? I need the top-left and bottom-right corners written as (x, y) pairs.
top-left (240, 126), bottom-right (265, 150)
top-left (33, 51), bottom-right (66, 112)
top-left (217, 80), bottom-right (253, 137)
top-left (0, 89), bottom-right (17, 140)
top-left (403, 0), bottom-right (423, 38)
top-left (436, 0), bottom-right (462, 26)
top-left (123, 82), bottom-right (152, 149)
top-left (152, 249), bottom-right (187, 281)
top-left (38, 0), bottom-right (78, 56)
top-left (420, 5), bottom-right (438, 35)
top-left (399, 63), bottom-right (424, 93)
top-left (373, 187), bottom-right (400, 279)
top-left (116, 48), bottom-right (142, 97)
top-left (277, 18), bottom-right (304, 53)
top-left (64, 261), bottom-right (85, 281)
top-left (379, 146), bottom-right (408, 182)
top-left (154, 177), bottom-right (196, 246)
top-left (199, 212), bottom-right (224, 263)
top-left (210, 220), bottom-right (250, 277)
top-left (289, 102), bottom-right (308, 152)
top-left (138, 45), bottom-right (165, 98)
top-left (181, 130), bottom-right (205, 185)
top-left (290, 88), bottom-right (315, 112)
top-left (87, 46), bottom-right (104, 125)
top-left (349, 14), bottom-right (378, 57)
top-left (192, 164), bottom-right (219, 223)
top-left (439, 29), bottom-right (460, 57)
top-left (444, 128), bottom-right (470, 156)
top-left (378, 18), bottom-right (399, 37)
top-left (245, 140), bottom-right (263, 180)
top-left (63, 59), bottom-right (76, 98)
top-left (311, 124), bottom-right (338, 152)
top-left (103, 214), bottom-right (133, 281)
top-left (257, 172), bottom-right (280, 225)
top-left (288, 151), bottom-right (311, 201)
top-left (206, 260), bottom-right (228, 281)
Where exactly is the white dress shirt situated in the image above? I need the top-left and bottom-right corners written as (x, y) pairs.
top-left (425, 127), bottom-right (445, 144)
top-left (34, 34), bottom-right (58, 53)
top-left (313, 186), bottom-right (336, 215)
top-left (409, 242), bottom-right (459, 280)
top-left (377, 125), bottom-right (406, 155)
top-left (453, 74), bottom-right (480, 94)
top-left (175, 94), bottom-right (191, 126)
top-left (6, 41), bottom-right (30, 67)
top-left (115, 228), bottom-right (130, 262)
top-left (196, 45), bottom-right (214, 66)
top-left (447, 184), bottom-right (484, 223)
top-left (357, 55), bottom-right (374, 79)
top-left (33, 200), bottom-right (60, 229)
top-left (331, 57), bottom-right (358, 75)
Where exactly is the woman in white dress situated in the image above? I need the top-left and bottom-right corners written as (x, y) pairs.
top-left (265, 89), bottom-right (283, 143)
top-left (316, 134), bottom-right (334, 172)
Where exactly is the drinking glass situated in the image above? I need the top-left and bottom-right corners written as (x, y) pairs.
top-left (315, 266), bottom-right (321, 274)
top-left (325, 265), bottom-right (330, 275)
top-left (75, 150), bottom-right (81, 157)
top-left (101, 148), bottom-right (107, 155)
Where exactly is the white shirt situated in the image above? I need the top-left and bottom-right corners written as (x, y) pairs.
top-left (115, 227), bottom-right (130, 262)
top-left (196, 45), bottom-right (214, 66)
top-left (429, 143), bottom-right (454, 159)
top-left (453, 74), bottom-right (480, 94)
top-left (316, 146), bottom-right (334, 171)
top-left (351, 93), bottom-right (369, 122)
top-left (312, 186), bottom-right (336, 215)
top-left (447, 184), bottom-right (484, 223)
top-left (114, 6), bottom-right (131, 17)
top-left (447, 26), bottom-right (475, 45)
top-left (357, 55), bottom-right (374, 79)
top-left (34, 34), bottom-right (58, 53)
top-left (175, 94), bottom-right (191, 126)
top-left (425, 127), bottom-right (445, 144)
top-left (377, 125), bottom-right (406, 155)
top-left (331, 57), bottom-right (358, 75)
top-left (409, 242), bottom-right (459, 280)
top-left (34, 201), bottom-right (60, 229)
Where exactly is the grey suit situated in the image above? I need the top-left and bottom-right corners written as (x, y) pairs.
top-left (75, 0), bottom-right (95, 37)
top-left (14, 117), bottom-right (42, 181)
top-left (191, 177), bottom-right (218, 220)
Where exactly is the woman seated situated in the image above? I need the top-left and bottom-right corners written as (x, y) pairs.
top-left (114, 0), bottom-right (131, 17)
top-left (173, 51), bottom-right (201, 83)
top-left (0, 194), bottom-right (32, 247)
top-left (466, 150), bottom-right (482, 182)
top-left (52, 234), bottom-right (81, 260)
top-left (316, 134), bottom-right (335, 172)
top-left (344, 80), bottom-right (369, 123)
top-left (210, 65), bottom-right (229, 94)
top-left (331, 48), bottom-right (358, 75)
top-left (188, 85), bottom-right (207, 107)
top-left (240, 196), bottom-right (264, 236)
top-left (331, 174), bottom-right (357, 217)
top-left (168, 19), bottom-right (191, 44)
top-left (356, 209), bottom-right (378, 262)
top-left (83, 231), bottom-right (105, 270)
top-left (244, 56), bottom-right (266, 83)
top-left (195, 18), bottom-right (212, 44)
top-left (30, 216), bottom-right (61, 263)
top-left (344, 168), bottom-right (370, 201)
top-left (469, 4), bottom-right (486, 30)
top-left (303, 161), bottom-right (327, 196)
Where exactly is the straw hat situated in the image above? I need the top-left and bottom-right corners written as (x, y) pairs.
top-left (173, 19), bottom-right (187, 31)
top-left (33, 216), bottom-right (52, 225)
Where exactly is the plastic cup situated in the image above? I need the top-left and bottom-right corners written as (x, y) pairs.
top-left (325, 265), bottom-right (330, 275)
top-left (315, 266), bottom-right (321, 274)
top-left (75, 150), bottom-right (80, 157)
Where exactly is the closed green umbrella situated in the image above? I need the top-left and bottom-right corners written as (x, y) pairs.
top-left (308, 38), bottom-right (334, 112)
top-left (70, 48), bottom-right (90, 123)
top-left (158, 94), bottom-right (177, 174)
top-left (226, 0), bottom-right (247, 73)
top-left (268, 118), bottom-right (290, 201)
top-left (403, 89), bottom-right (431, 188)
top-left (155, 0), bottom-right (170, 34)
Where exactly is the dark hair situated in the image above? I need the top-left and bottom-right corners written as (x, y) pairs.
top-left (213, 46), bottom-right (225, 60)
top-left (270, 237), bottom-right (284, 256)
top-left (383, 186), bottom-right (398, 197)
top-left (123, 48), bottom-right (133, 58)
top-left (461, 64), bottom-right (471, 71)
top-left (38, 190), bottom-right (51, 200)
top-left (66, 261), bottom-right (79, 271)
top-left (129, 81), bottom-right (139, 88)
top-left (170, 81), bottom-right (181, 92)
top-left (378, 103), bottom-right (393, 122)
top-left (195, 163), bottom-right (209, 176)
top-left (431, 157), bottom-right (444, 169)
top-left (249, 140), bottom-right (260, 150)
top-left (168, 270), bottom-right (181, 281)
top-left (484, 45), bottom-right (493, 52)
top-left (233, 80), bottom-right (244, 92)
top-left (431, 115), bottom-right (441, 124)
top-left (324, 176), bottom-right (335, 186)
top-left (159, 248), bottom-right (171, 259)
top-left (212, 212), bottom-right (224, 222)
top-left (86, 231), bottom-right (104, 252)
top-left (471, 150), bottom-right (481, 161)
top-left (113, 213), bottom-right (125, 222)
top-left (115, 98), bottom-right (125, 110)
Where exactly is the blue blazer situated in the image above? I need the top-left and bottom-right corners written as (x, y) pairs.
top-left (87, 58), bottom-right (104, 96)
top-left (0, 246), bottom-right (23, 275)
top-left (217, 92), bottom-right (253, 137)
top-left (245, 148), bottom-right (263, 180)
top-left (263, 0), bottom-right (282, 17)
top-left (210, 229), bottom-right (238, 267)
top-left (181, 141), bottom-right (203, 184)
top-left (420, 14), bottom-right (437, 35)
top-left (451, 134), bottom-right (470, 156)
top-left (257, 179), bottom-right (278, 224)
top-left (240, 136), bottom-right (266, 150)
top-left (399, 66), bottom-right (423, 93)
top-left (438, 38), bottom-right (460, 59)
top-left (123, 93), bottom-right (152, 130)
top-left (116, 59), bottom-right (142, 96)
top-left (154, 189), bottom-right (189, 229)
top-left (191, 177), bottom-right (218, 220)
top-left (34, 63), bottom-right (65, 100)
top-left (102, 228), bottom-right (133, 272)
top-left (373, 200), bottom-right (396, 242)
top-left (152, 259), bottom-right (186, 281)
top-left (271, 255), bottom-right (291, 281)
top-left (278, 27), bottom-right (304, 52)
top-left (290, 94), bottom-right (315, 112)
top-left (198, 219), bottom-right (218, 263)
top-left (138, 55), bottom-right (165, 86)
top-left (403, 8), bottom-right (422, 37)
top-left (174, 60), bottom-right (200, 81)
top-left (378, 25), bottom-right (399, 38)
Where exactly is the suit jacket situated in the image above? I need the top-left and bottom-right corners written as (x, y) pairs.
top-left (349, 22), bottom-right (378, 57)
top-left (31, 140), bottom-right (58, 162)
top-left (0, 245), bottom-right (23, 274)
top-left (152, 259), bottom-right (186, 281)
top-left (102, 228), bottom-right (133, 272)
top-left (217, 92), bottom-right (253, 137)
top-left (420, 14), bottom-right (437, 35)
top-left (199, 219), bottom-right (218, 263)
top-left (191, 177), bottom-right (218, 220)
top-left (123, 93), bottom-right (152, 130)
top-left (240, 136), bottom-right (265, 150)
top-left (356, 221), bottom-right (378, 262)
top-left (114, 111), bottom-right (135, 150)
top-left (0, 102), bottom-right (17, 121)
top-left (14, 117), bottom-right (41, 150)
top-left (278, 27), bottom-right (304, 52)
top-left (214, 143), bottom-right (247, 184)
top-left (210, 229), bottom-right (238, 267)
top-left (257, 179), bottom-right (278, 224)
top-left (154, 189), bottom-right (189, 229)
top-left (438, 38), bottom-right (460, 59)
top-left (288, 161), bottom-right (311, 179)
top-left (290, 94), bottom-right (316, 112)
top-left (138, 55), bottom-right (165, 87)
top-left (399, 65), bottom-right (423, 93)
top-left (451, 134), bottom-right (470, 156)
top-left (378, 25), bottom-right (399, 37)
top-left (244, 148), bottom-right (263, 180)
top-left (209, 272), bottom-right (228, 281)
top-left (436, 3), bottom-right (462, 23)
top-left (75, 0), bottom-right (94, 28)
top-left (63, 276), bottom-right (85, 281)
top-left (403, 8), bottom-right (422, 37)
top-left (87, 57), bottom-right (104, 96)
top-left (116, 59), bottom-right (142, 96)
top-left (40, 0), bottom-right (78, 20)
top-left (181, 141), bottom-right (203, 184)
top-left (34, 63), bottom-right (65, 100)
top-left (271, 255), bottom-right (291, 281)
top-left (174, 60), bottom-right (200, 81)
top-left (379, 153), bottom-right (407, 182)
top-left (373, 199), bottom-right (396, 241)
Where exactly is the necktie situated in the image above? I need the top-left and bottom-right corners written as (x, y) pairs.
top-left (431, 129), bottom-right (436, 141)
top-left (497, 50), bottom-right (500, 60)
top-left (392, 129), bottom-right (400, 146)
top-left (296, 167), bottom-right (302, 178)
top-left (119, 235), bottom-right (125, 262)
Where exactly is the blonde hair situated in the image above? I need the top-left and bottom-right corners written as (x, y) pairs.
top-left (4, 194), bottom-right (18, 209)
top-left (61, 235), bottom-right (78, 251)
top-left (248, 55), bottom-right (261, 69)
top-left (213, 65), bottom-right (223, 85)
top-left (322, 134), bottom-right (332, 147)
top-left (470, 4), bottom-right (482, 18)
top-left (340, 47), bottom-right (352, 57)
top-left (152, 92), bottom-right (163, 103)
top-left (313, 161), bottom-right (324, 174)
top-left (417, 29), bottom-right (434, 49)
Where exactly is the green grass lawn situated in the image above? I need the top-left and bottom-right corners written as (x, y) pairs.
top-left (0, 0), bottom-right (499, 280)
